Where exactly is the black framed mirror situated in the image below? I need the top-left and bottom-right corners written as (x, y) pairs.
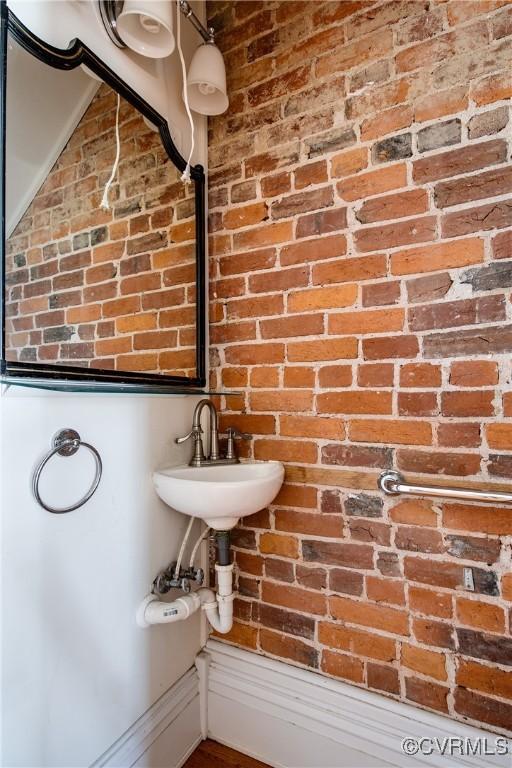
top-left (1, 6), bottom-right (206, 390)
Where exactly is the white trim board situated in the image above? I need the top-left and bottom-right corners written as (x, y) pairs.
top-left (202, 640), bottom-right (510, 768)
top-left (91, 667), bottom-right (202, 768)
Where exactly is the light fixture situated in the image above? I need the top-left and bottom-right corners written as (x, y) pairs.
top-left (179, 0), bottom-right (228, 115)
top-left (117, 0), bottom-right (175, 58)
top-left (98, 0), bottom-right (174, 57)
top-left (97, 0), bottom-right (228, 114)
top-left (186, 41), bottom-right (228, 116)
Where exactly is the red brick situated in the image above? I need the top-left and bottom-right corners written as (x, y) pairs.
top-left (441, 391), bottom-right (494, 417)
top-left (329, 596), bottom-right (409, 636)
top-left (405, 677), bottom-right (449, 713)
top-left (280, 234), bottom-right (347, 267)
top-left (312, 254), bottom-right (387, 286)
top-left (254, 439), bottom-right (317, 463)
top-left (398, 450), bottom-right (481, 477)
top-left (224, 343), bottom-right (284, 365)
top-left (363, 335), bottom-right (419, 360)
top-left (317, 391), bottom-right (392, 415)
top-left (331, 147), bottom-right (368, 178)
top-left (443, 503), bottom-right (512, 535)
top-left (296, 207), bottom-right (347, 238)
top-left (250, 390), bottom-right (312, 413)
top-left (328, 308), bottom-right (404, 335)
top-left (438, 423), bottom-right (481, 448)
top-left (356, 189), bottom-right (428, 224)
top-left (321, 650), bottom-right (364, 683)
top-left (315, 29), bottom-right (393, 79)
top-left (395, 526), bottom-right (444, 555)
top-left (261, 172), bottom-right (291, 198)
top-left (361, 105), bottom-right (413, 141)
top-left (271, 187), bottom-right (333, 221)
top-left (456, 597), bottom-right (505, 633)
top-left (288, 337), bottom-right (357, 362)
top-left (413, 618), bottom-right (455, 649)
top-left (338, 163), bottom-right (407, 201)
top-left (260, 533), bottom-right (299, 559)
top-left (442, 200), bottom-right (512, 238)
top-left (349, 419), bottom-right (432, 446)
top-left (409, 586), bottom-right (453, 619)
top-left (367, 663), bottom-right (400, 695)
top-left (413, 139), bottom-right (507, 184)
top-left (226, 294), bottom-right (284, 320)
top-left (260, 629), bottom-right (318, 669)
top-left (492, 229), bottom-right (512, 260)
top-left (391, 238), bottom-right (484, 275)
top-left (249, 266), bottom-right (308, 294)
top-left (294, 161), bottom-right (328, 190)
top-left (450, 361), bottom-right (498, 387)
top-left (234, 221), bottom-right (293, 250)
top-left (262, 581), bottom-right (327, 616)
top-left (318, 621), bottom-right (396, 662)
top-left (260, 314), bottom-right (324, 339)
top-left (401, 644), bottom-right (447, 681)
top-left (248, 65), bottom-right (310, 108)
top-left (275, 509), bottom-right (343, 538)
top-left (280, 415), bottom-right (344, 440)
top-left (362, 280), bottom-right (400, 307)
top-left (471, 71), bottom-right (512, 106)
top-left (274, 484), bottom-right (317, 509)
top-left (366, 576), bottom-right (405, 606)
top-left (355, 216), bottom-right (437, 253)
top-left (400, 363), bottom-right (441, 388)
top-left (288, 284), bottom-right (357, 313)
top-left (357, 364), bottom-right (394, 388)
top-left (455, 688), bottom-right (512, 733)
top-left (456, 659), bottom-right (512, 700)
top-left (415, 85), bottom-right (468, 122)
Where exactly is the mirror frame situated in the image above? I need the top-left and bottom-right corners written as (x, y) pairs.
top-left (0, 6), bottom-right (206, 389)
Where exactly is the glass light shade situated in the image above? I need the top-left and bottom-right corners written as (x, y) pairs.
top-left (186, 42), bottom-right (228, 116)
top-left (117, 0), bottom-right (175, 58)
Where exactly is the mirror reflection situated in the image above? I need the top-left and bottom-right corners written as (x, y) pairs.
top-left (5, 34), bottom-right (198, 380)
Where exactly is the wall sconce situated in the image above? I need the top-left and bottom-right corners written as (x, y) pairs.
top-left (117, 0), bottom-right (175, 58)
top-left (98, 0), bottom-right (228, 114)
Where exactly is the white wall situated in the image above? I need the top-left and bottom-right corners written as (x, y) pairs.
top-left (1, 1), bottom-right (208, 765)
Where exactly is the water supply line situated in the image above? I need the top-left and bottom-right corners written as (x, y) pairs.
top-left (137, 529), bottom-right (234, 634)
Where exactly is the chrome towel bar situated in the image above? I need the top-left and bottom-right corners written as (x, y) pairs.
top-left (33, 428), bottom-right (102, 513)
top-left (378, 470), bottom-right (512, 505)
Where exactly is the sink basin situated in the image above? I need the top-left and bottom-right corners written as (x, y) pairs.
top-left (153, 460), bottom-right (285, 530)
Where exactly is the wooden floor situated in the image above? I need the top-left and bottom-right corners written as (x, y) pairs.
top-left (183, 739), bottom-right (270, 768)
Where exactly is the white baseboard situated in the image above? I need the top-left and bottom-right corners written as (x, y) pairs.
top-left (91, 668), bottom-right (202, 768)
top-left (202, 640), bottom-right (510, 768)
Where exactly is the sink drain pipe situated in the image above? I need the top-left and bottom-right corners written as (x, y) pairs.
top-left (137, 529), bottom-right (234, 633)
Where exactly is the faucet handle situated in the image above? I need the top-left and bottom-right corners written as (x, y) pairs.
top-left (224, 427), bottom-right (252, 440)
top-left (175, 425), bottom-right (203, 445)
top-left (223, 427), bottom-right (252, 462)
top-left (176, 425), bottom-right (206, 466)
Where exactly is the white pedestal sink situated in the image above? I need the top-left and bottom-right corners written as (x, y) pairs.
top-left (153, 460), bottom-right (285, 530)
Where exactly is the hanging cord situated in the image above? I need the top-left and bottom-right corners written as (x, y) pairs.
top-left (189, 525), bottom-right (211, 568)
top-left (176, 0), bottom-right (195, 183)
top-left (174, 516), bottom-right (195, 579)
top-left (100, 92), bottom-right (121, 210)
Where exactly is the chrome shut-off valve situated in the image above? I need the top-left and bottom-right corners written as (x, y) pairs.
top-left (153, 562), bottom-right (204, 595)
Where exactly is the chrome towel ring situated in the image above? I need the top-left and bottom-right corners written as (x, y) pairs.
top-left (32, 428), bottom-right (102, 514)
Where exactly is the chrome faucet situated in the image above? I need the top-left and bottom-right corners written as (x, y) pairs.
top-left (176, 399), bottom-right (251, 467)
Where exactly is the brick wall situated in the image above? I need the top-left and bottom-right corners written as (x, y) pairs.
top-left (207, 0), bottom-right (512, 735)
top-left (5, 83), bottom-right (197, 376)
